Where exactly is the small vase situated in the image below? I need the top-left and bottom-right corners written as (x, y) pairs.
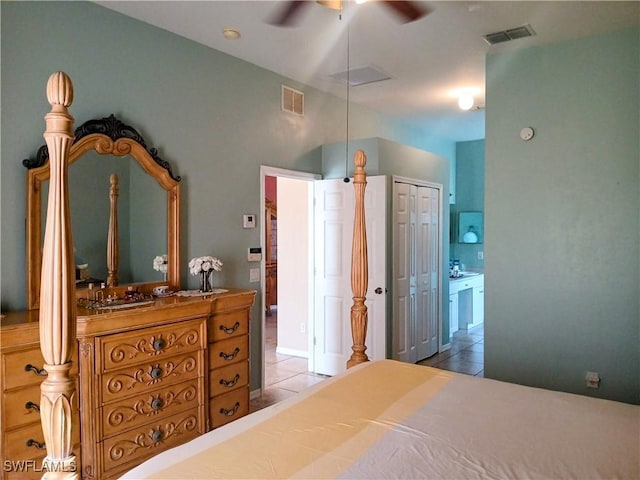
top-left (199, 271), bottom-right (211, 292)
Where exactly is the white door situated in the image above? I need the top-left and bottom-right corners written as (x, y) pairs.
top-left (392, 182), bottom-right (417, 363)
top-left (313, 176), bottom-right (387, 376)
top-left (416, 186), bottom-right (439, 360)
top-left (393, 181), bottom-right (440, 363)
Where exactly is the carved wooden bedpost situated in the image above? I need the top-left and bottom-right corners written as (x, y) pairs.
top-left (347, 150), bottom-right (370, 368)
top-left (39, 72), bottom-right (79, 479)
top-left (106, 173), bottom-right (120, 287)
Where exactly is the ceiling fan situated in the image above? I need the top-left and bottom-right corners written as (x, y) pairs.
top-left (268, 0), bottom-right (431, 27)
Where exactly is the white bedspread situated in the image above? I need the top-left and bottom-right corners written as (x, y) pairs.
top-left (121, 360), bottom-right (639, 479)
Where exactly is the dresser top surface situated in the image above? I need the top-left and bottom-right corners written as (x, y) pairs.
top-left (1, 288), bottom-right (256, 340)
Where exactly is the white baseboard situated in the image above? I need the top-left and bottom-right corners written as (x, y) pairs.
top-left (250, 388), bottom-right (262, 400)
top-left (275, 346), bottom-right (309, 358)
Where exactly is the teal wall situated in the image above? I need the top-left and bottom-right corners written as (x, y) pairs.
top-left (451, 139), bottom-right (485, 269)
top-left (0, 1), bottom-right (455, 391)
top-left (485, 27), bottom-right (639, 404)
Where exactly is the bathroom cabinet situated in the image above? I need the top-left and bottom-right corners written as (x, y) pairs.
top-left (449, 274), bottom-right (484, 335)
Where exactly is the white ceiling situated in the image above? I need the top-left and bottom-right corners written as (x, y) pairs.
top-left (97, 1), bottom-right (639, 142)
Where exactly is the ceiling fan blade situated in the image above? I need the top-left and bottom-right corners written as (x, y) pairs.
top-left (267, 1), bottom-right (310, 27)
top-left (381, 1), bottom-right (432, 23)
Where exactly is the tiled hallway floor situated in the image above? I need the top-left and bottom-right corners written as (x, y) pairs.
top-left (250, 311), bottom-right (484, 412)
top-left (250, 310), bottom-right (328, 412)
top-left (417, 324), bottom-right (484, 376)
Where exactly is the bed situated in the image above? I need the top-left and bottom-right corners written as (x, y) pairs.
top-left (36, 72), bottom-right (639, 480)
top-left (120, 359), bottom-right (639, 479)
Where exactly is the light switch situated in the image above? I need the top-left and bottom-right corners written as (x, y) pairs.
top-left (243, 214), bottom-right (256, 229)
top-left (249, 268), bottom-right (260, 283)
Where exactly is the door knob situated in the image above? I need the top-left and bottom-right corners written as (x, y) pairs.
top-left (374, 287), bottom-right (387, 294)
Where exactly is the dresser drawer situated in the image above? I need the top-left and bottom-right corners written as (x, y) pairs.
top-left (2, 346), bottom-right (78, 391)
top-left (208, 310), bottom-right (249, 342)
top-left (209, 387), bottom-right (249, 428)
top-left (209, 361), bottom-right (249, 398)
top-left (101, 409), bottom-right (203, 478)
top-left (100, 350), bottom-right (204, 404)
top-left (97, 318), bottom-right (205, 373)
top-left (3, 380), bottom-right (80, 431)
top-left (2, 384), bottom-right (42, 430)
top-left (101, 379), bottom-right (201, 438)
top-left (4, 414), bottom-right (80, 461)
top-left (209, 335), bottom-right (249, 370)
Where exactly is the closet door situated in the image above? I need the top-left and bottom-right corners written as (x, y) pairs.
top-left (393, 181), bottom-right (440, 363)
top-left (416, 186), bottom-right (439, 360)
top-left (393, 182), bottom-right (417, 363)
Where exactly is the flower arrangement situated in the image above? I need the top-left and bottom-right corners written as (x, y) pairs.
top-left (153, 254), bottom-right (168, 274)
top-left (188, 255), bottom-right (223, 292)
top-left (188, 256), bottom-right (223, 275)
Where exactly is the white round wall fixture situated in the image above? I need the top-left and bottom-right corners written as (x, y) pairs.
top-left (520, 127), bottom-right (535, 141)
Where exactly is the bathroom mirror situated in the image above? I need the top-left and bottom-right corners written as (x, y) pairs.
top-left (25, 115), bottom-right (181, 310)
top-left (458, 211), bottom-right (483, 244)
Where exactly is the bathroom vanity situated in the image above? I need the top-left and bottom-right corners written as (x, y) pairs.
top-left (449, 273), bottom-right (484, 336)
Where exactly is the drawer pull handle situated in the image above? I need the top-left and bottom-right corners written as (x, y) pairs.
top-left (151, 366), bottom-right (163, 379)
top-left (219, 322), bottom-right (240, 334)
top-left (219, 348), bottom-right (240, 361)
top-left (151, 398), bottom-right (164, 410)
top-left (219, 374), bottom-right (240, 388)
top-left (153, 338), bottom-right (166, 351)
top-left (25, 401), bottom-right (40, 413)
top-left (24, 364), bottom-right (47, 376)
top-left (26, 439), bottom-right (46, 450)
top-left (151, 429), bottom-right (163, 443)
top-left (219, 402), bottom-right (240, 417)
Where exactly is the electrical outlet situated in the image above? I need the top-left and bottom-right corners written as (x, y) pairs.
top-left (477, 251), bottom-right (484, 260)
top-left (300, 323), bottom-right (306, 334)
top-left (585, 371), bottom-right (600, 389)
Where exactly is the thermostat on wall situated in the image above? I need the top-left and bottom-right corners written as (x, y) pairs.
top-left (243, 214), bottom-right (256, 229)
top-left (248, 247), bottom-right (262, 262)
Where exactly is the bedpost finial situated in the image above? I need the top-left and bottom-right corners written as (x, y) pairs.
top-left (46, 72), bottom-right (74, 111)
top-left (354, 149), bottom-right (366, 169)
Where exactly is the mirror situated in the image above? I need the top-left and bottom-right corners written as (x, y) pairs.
top-left (25, 115), bottom-right (181, 310)
top-left (458, 212), bottom-right (483, 244)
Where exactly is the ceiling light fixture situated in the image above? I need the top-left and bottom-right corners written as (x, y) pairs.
top-left (222, 28), bottom-right (241, 40)
top-left (458, 93), bottom-right (474, 111)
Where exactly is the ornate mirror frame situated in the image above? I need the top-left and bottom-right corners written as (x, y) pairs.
top-left (24, 114), bottom-right (181, 310)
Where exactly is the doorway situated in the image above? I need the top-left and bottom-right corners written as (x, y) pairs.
top-left (260, 167), bottom-right (320, 398)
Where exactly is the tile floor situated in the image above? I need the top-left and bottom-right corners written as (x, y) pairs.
top-left (250, 310), bottom-right (328, 412)
top-left (417, 324), bottom-right (484, 376)
top-left (250, 310), bottom-right (484, 412)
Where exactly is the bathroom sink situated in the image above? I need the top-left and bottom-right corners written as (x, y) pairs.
top-left (450, 271), bottom-right (481, 279)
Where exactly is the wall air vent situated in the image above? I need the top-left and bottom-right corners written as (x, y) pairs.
top-left (282, 85), bottom-right (304, 116)
top-left (483, 24), bottom-right (536, 45)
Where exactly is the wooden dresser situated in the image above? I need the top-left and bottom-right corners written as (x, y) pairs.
top-left (0, 288), bottom-right (255, 480)
top-left (0, 312), bottom-right (81, 480)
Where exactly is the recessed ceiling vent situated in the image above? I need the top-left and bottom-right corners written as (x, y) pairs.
top-left (483, 24), bottom-right (536, 45)
top-left (282, 85), bottom-right (304, 116)
top-left (329, 65), bottom-right (392, 87)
